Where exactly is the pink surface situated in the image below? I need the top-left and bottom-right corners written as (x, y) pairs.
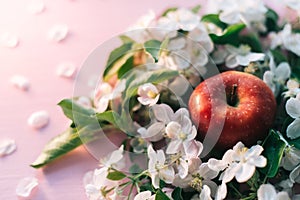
top-left (0, 1), bottom-right (200, 199)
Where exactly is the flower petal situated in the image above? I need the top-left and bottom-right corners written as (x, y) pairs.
top-left (27, 110), bottom-right (50, 129)
top-left (220, 10), bottom-right (241, 24)
top-left (257, 184), bottom-right (277, 200)
top-left (159, 166), bottom-right (175, 184)
top-left (56, 62), bottom-right (77, 79)
top-left (199, 163), bottom-right (219, 180)
top-left (10, 75), bottom-right (30, 91)
top-left (0, 32), bottom-right (19, 48)
top-left (134, 191), bottom-right (152, 200)
top-left (16, 177), bottom-right (38, 197)
top-left (286, 98), bottom-right (300, 118)
top-left (48, 24), bottom-right (69, 42)
top-left (151, 104), bottom-right (174, 124)
top-left (178, 158), bottom-right (189, 179)
top-left (27, 0), bottom-right (45, 15)
top-left (199, 185), bottom-right (212, 200)
top-left (225, 54), bottom-right (238, 68)
top-left (166, 121), bottom-right (181, 139)
top-left (166, 140), bottom-right (182, 154)
top-left (0, 139), bottom-right (17, 157)
top-left (215, 182), bottom-right (227, 200)
top-left (275, 62), bottom-right (291, 82)
top-left (235, 163), bottom-right (255, 183)
top-left (287, 118), bottom-right (300, 139)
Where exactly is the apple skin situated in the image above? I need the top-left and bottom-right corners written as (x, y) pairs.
top-left (188, 71), bottom-right (277, 151)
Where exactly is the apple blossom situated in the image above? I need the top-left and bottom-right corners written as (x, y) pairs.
top-left (94, 79), bottom-right (126, 113)
top-left (285, 94), bottom-right (300, 139)
top-left (283, 0), bottom-right (300, 11)
top-left (269, 24), bottom-right (300, 56)
top-left (187, 23), bottom-right (214, 53)
top-left (137, 122), bottom-right (165, 142)
top-left (257, 184), bottom-right (290, 200)
top-left (84, 167), bottom-right (119, 200)
top-left (164, 8), bottom-right (200, 32)
top-left (281, 146), bottom-right (300, 171)
top-left (290, 164), bottom-right (300, 184)
top-left (225, 44), bottom-right (265, 68)
top-left (191, 185), bottom-right (213, 200)
top-left (284, 79), bottom-right (300, 97)
top-left (147, 145), bottom-right (175, 188)
top-left (206, 0), bottom-right (267, 30)
top-left (207, 142), bottom-right (267, 199)
top-left (263, 53), bottom-right (291, 96)
top-left (137, 83), bottom-right (160, 106)
top-left (165, 116), bottom-right (197, 154)
top-left (134, 191), bottom-right (155, 200)
top-left (100, 145), bottom-right (125, 170)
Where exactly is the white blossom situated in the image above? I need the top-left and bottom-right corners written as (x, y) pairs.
top-left (207, 0), bottom-right (267, 30)
top-left (134, 191), bottom-right (155, 200)
top-left (257, 184), bottom-right (290, 200)
top-left (263, 53), bottom-right (291, 96)
top-left (282, 146), bottom-right (300, 171)
top-left (147, 145), bottom-right (175, 188)
top-left (165, 116), bottom-right (197, 154)
top-left (290, 164), bottom-right (300, 184)
top-left (164, 8), bottom-right (200, 32)
top-left (100, 145), bottom-right (125, 170)
top-left (137, 83), bottom-right (160, 106)
top-left (284, 79), bottom-right (300, 97)
top-left (27, 110), bottom-right (50, 129)
top-left (283, 0), bottom-right (300, 13)
top-left (191, 185), bottom-right (213, 200)
top-left (269, 24), bottom-right (300, 56)
top-left (188, 23), bottom-right (214, 53)
top-left (94, 80), bottom-right (126, 113)
top-left (225, 45), bottom-right (265, 68)
top-left (0, 139), bottom-right (16, 157)
top-left (208, 142), bottom-right (267, 200)
top-left (84, 168), bottom-right (119, 200)
top-left (16, 177), bottom-right (38, 197)
top-left (285, 94), bottom-right (300, 139)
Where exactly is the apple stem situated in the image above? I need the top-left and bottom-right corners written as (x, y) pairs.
top-left (229, 84), bottom-right (238, 107)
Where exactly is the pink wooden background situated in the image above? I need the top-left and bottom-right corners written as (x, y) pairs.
top-left (0, 0), bottom-right (294, 199)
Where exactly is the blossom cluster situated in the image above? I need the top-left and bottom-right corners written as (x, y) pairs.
top-left (28, 0), bottom-right (300, 199)
top-left (79, 0), bottom-right (300, 199)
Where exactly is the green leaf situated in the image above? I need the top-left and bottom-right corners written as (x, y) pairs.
top-left (95, 110), bottom-right (120, 127)
top-left (190, 5), bottom-right (201, 14)
top-left (271, 49), bottom-right (288, 64)
top-left (155, 190), bottom-right (171, 200)
top-left (201, 14), bottom-right (227, 30)
top-left (119, 35), bottom-right (135, 44)
top-left (31, 125), bottom-right (108, 168)
top-left (261, 130), bottom-right (286, 177)
top-left (106, 171), bottom-right (127, 181)
top-left (126, 69), bottom-right (179, 97)
top-left (129, 164), bottom-right (143, 174)
top-left (239, 34), bottom-right (263, 52)
top-left (289, 52), bottom-right (300, 82)
top-left (58, 99), bottom-right (95, 126)
top-left (172, 187), bottom-right (183, 200)
top-left (144, 40), bottom-right (162, 61)
top-left (161, 7), bottom-right (178, 17)
top-left (265, 8), bottom-right (279, 32)
top-left (118, 56), bottom-right (134, 79)
top-left (209, 23), bottom-right (246, 46)
top-left (103, 42), bottom-right (133, 80)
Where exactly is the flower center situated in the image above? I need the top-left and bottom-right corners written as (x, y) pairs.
top-left (147, 90), bottom-right (158, 98)
top-left (179, 132), bottom-right (187, 140)
top-left (239, 45), bottom-right (251, 55)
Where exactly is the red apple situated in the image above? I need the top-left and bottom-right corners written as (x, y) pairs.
top-left (188, 71), bottom-right (277, 152)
